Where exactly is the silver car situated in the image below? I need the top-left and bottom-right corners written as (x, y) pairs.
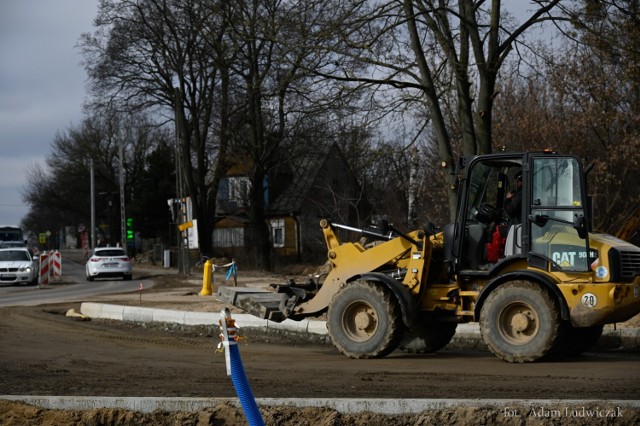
top-left (85, 247), bottom-right (132, 281)
top-left (0, 247), bottom-right (38, 285)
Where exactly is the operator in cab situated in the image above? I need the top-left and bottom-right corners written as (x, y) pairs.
top-left (504, 171), bottom-right (522, 222)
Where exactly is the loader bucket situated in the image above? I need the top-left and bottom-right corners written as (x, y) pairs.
top-left (217, 286), bottom-right (300, 322)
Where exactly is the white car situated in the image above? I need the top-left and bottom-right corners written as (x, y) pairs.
top-left (0, 247), bottom-right (38, 285)
top-left (85, 247), bottom-right (132, 281)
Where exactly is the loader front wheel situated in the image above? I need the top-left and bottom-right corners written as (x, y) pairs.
top-left (480, 280), bottom-right (562, 363)
top-left (327, 280), bottom-right (403, 359)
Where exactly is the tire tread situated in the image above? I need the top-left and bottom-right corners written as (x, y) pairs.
top-left (480, 280), bottom-right (561, 363)
top-left (327, 280), bottom-right (402, 359)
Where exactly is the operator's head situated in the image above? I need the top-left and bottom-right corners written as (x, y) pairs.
top-left (515, 171), bottom-right (522, 187)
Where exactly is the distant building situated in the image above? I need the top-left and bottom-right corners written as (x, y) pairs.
top-left (213, 143), bottom-right (369, 265)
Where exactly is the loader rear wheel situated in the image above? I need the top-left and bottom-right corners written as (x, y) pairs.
top-left (327, 280), bottom-right (403, 359)
top-left (480, 280), bottom-right (562, 363)
top-left (555, 323), bottom-right (604, 357)
top-left (399, 316), bottom-right (457, 354)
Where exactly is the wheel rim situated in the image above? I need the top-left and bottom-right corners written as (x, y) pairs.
top-left (341, 300), bottom-right (379, 342)
top-left (497, 301), bottom-right (539, 345)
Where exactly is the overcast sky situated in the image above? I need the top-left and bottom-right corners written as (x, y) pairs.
top-left (0, 2), bottom-right (549, 230)
top-left (0, 0), bottom-right (98, 227)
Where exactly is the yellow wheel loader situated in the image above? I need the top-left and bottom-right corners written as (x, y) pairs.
top-left (218, 151), bottom-right (640, 362)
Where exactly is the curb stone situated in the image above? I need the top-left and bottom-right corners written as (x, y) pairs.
top-left (3, 396), bottom-right (640, 414)
top-left (79, 303), bottom-right (639, 352)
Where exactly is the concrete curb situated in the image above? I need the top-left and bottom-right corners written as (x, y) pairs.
top-left (80, 303), bottom-right (327, 335)
top-left (3, 395), bottom-right (640, 414)
top-left (79, 303), bottom-right (640, 351)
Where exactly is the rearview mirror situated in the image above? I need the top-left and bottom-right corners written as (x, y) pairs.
top-left (528, 214), bottom-right (549, 227)
top-left (573, 214), bottom-right (588, 239)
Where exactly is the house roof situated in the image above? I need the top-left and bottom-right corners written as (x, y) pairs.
top-left (214, 214), bottom-right (251, 228)
top-left (268, 143), bottom-right (345, 215)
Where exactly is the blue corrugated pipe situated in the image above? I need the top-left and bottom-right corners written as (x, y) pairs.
top-left (220, 308), bottom-right (265, 426)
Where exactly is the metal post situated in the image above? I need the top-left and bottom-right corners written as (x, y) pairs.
top-left (119, 137), bottom-right (126, 249)
top-left (90, 159), bottom-right (96, 249)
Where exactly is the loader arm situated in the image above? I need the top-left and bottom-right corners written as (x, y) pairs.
top-left (217, 219), bottom-right (431, 322)
top-left (292, 220), bottom-right (431, 317)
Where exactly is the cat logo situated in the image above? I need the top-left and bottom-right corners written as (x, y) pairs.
top-left (552, 251), bottom-right (577, 267)
top-left (550, 245), bottom-right (598, 268)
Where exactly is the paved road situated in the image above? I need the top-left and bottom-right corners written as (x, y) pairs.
top-left (0, 301), bottom-right (639, 401)
top-left (1, 250), bottom-right (638, 405)
top-left (0, 251), bottom-right (152, 307)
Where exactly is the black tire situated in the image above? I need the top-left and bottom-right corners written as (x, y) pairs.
top-left (480, 280), bottom-right (562, 363)
top-left (86, 274), bottom-right (93, 282)
top-left (555, 323), bottom-right (603, 357)
top-left (327, 280), bottom-right (403, 359)
top-left (123, 274), bottom-right (132, 281)
top-left (399, 316), bottom-right (458, 354)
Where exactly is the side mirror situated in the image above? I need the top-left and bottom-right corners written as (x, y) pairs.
top-left (528, 214), bottom-right (549, 227)
top-left (573, 214), bottom-right (588, 239)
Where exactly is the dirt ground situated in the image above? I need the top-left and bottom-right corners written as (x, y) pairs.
top-left (2, 399), bottom-right (638, 426)
top-left (1, 265), bottom-right (639, 425)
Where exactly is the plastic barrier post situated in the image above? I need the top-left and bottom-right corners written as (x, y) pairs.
top-left (39, 253), bottom-right (50, 286)
top-left (51, 250), bottom-right (62, 280)
top-left (199, 259), bottom-right (213, 296)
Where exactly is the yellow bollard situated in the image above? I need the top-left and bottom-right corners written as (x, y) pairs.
top-left (199, 258), bottom-right (213, 296)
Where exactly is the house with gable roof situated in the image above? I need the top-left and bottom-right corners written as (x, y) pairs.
top-left (213, 143), bottom-right (369, 266)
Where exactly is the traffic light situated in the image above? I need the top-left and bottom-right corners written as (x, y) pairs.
top-left (126, 217), bottom-right (134, 241)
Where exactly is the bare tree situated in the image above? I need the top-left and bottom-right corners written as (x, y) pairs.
top-left (218, 0), bottom-right (360, 269)
top-left (492, 0), bottom-right (640, 234)
top-left (79, 0), bottom-right (233, 252)
top-left (550, 0), bottom-right (640, 233)
top-left (297, 0), bottom-right (564, 218)
top-left (22, 113), bottom-right (166, 246)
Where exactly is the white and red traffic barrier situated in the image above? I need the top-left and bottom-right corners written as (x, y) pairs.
top-left (39, 252), bottom-right (50, 285)
top-left (50, 250), bottom-right (62, 280)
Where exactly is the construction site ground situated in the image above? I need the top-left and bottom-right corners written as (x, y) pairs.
top-left (1, 257), bottom-right (639, 425)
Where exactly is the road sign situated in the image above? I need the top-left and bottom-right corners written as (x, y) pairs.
top-left (178, 221), bottom-right (193, 232)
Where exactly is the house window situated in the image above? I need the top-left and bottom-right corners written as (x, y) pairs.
top-left (271, 219), bottom-right (285, 248)
top-left (228, 177), bottom-right (251, 206)
top-left (214, 227), bottom-right (244, 247)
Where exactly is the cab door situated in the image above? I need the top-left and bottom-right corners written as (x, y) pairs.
top-left (452, 154), bottom-right (521, 272)
top-left (525, 154), bottom-right (594, 272)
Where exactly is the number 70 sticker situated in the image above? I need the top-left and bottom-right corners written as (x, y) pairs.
top-left (581, 293), bottom-right (598, 308)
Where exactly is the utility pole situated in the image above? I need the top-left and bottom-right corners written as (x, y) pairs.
top-left (174, 87), bottom-right (189, 276)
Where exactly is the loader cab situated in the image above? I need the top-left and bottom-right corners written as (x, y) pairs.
top-left (447, 152), bottom-right (594, 276)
